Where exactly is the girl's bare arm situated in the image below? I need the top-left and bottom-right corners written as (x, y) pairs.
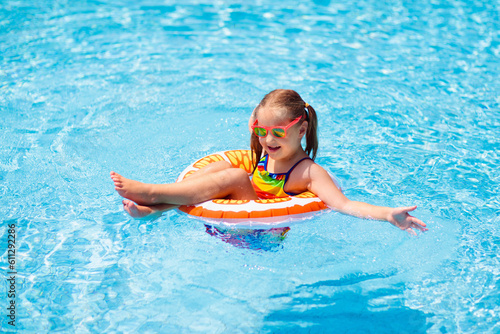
top-left (307, 164), bottom-right (427, 234)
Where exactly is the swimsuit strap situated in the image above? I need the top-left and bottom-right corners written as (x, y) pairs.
top-left (284, 157), bottom-right (313, 182)
top-left (283, 157), bottom-right (313, 196)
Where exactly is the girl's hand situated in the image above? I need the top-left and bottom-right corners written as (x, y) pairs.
top-left (388, 205), bottom-right (428, 236)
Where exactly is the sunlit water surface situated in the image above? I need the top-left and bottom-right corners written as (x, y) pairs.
top-left (1, 0), bottom-right (499, 332)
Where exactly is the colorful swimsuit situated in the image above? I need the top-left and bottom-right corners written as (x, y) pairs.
top-left (251, 155), bottom-right (312, 199)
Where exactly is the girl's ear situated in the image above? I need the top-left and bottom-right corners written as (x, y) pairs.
top-left (299, 121), bottom-right (308, 138)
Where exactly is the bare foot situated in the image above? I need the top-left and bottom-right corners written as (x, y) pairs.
top-left (111, 171), bottom-right (156, 205)
top-left (123, 200), bottom-right (156, 218)
top-left (122, 200), bottom-right (179, 219)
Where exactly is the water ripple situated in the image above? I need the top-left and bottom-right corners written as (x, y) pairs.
top-left (1, 0), bottom-right (499, 332)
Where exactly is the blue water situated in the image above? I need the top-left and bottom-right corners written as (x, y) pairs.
top-left (1, 0), bottom-right (499, 332)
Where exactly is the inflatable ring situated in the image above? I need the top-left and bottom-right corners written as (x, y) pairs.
top-left (176, 150), bottom-right (331, 225)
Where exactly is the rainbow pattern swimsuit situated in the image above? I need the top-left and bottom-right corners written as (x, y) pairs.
top-left (251, 155), bottom-right (312, 199)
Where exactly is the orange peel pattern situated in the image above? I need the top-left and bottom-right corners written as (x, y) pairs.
top-left (192, 154), bottom-right (225, 169)
top-left (225, 149), bottom-right (254, 173)
top-left (255, 197), bottom-right (292, 204)
top-left (212, 199), bottom-right (251, 205)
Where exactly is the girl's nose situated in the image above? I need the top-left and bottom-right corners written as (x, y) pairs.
top-left (265, 132), bottom-right (276, 144)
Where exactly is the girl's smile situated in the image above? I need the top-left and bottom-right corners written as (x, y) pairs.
top-left (266, 145), bottom-right (281, 153)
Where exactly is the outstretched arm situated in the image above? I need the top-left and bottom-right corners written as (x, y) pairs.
top-left (308, 164), bottom-right (427, 235)
top-left (333, 201), bottom-right (427, 236)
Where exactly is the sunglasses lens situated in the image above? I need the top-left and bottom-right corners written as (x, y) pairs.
top-left (272, 129), bottom-right (286, 138)
top-left (254, 127), bottom-right (267, 137)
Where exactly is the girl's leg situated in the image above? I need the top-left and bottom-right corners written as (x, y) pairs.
top-left (122, 200), bottom-right (178, 219)
top-left (115, 161), bottom-right (238, 218)
top-left (183, 161), bottom-right (233, 180)
top-left (120, 162), bottom-right (235, 218)
top-left (111, 164), bottom-right (257, 206)
top-left (111, 161), bottom-right (232, 206)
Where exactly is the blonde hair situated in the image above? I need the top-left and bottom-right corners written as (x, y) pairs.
top-left (250, 89), bottom-right (318, 170)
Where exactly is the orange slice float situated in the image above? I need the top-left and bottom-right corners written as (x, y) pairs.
top-left (176, 150), bottom-right (334, 226)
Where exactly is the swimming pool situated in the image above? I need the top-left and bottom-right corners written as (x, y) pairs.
top-left (1, 0), bottom-right (499, 332)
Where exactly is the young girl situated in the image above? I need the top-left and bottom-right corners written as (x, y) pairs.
top-left (111, 89), bottom-right (427, 235)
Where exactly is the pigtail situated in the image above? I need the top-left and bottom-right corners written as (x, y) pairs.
top-left (304, 104), bottom-right (318, 160)
top-left (250, 131), bottom-right (263, 172)
top-left (250, 105), bottom-right (263, 171)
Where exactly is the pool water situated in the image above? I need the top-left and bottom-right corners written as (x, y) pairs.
top-left (1, 0), bottom-right (499, 332)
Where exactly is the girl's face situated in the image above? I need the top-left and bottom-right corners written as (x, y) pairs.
top-left (255, 108), bottom-right (307, 161)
